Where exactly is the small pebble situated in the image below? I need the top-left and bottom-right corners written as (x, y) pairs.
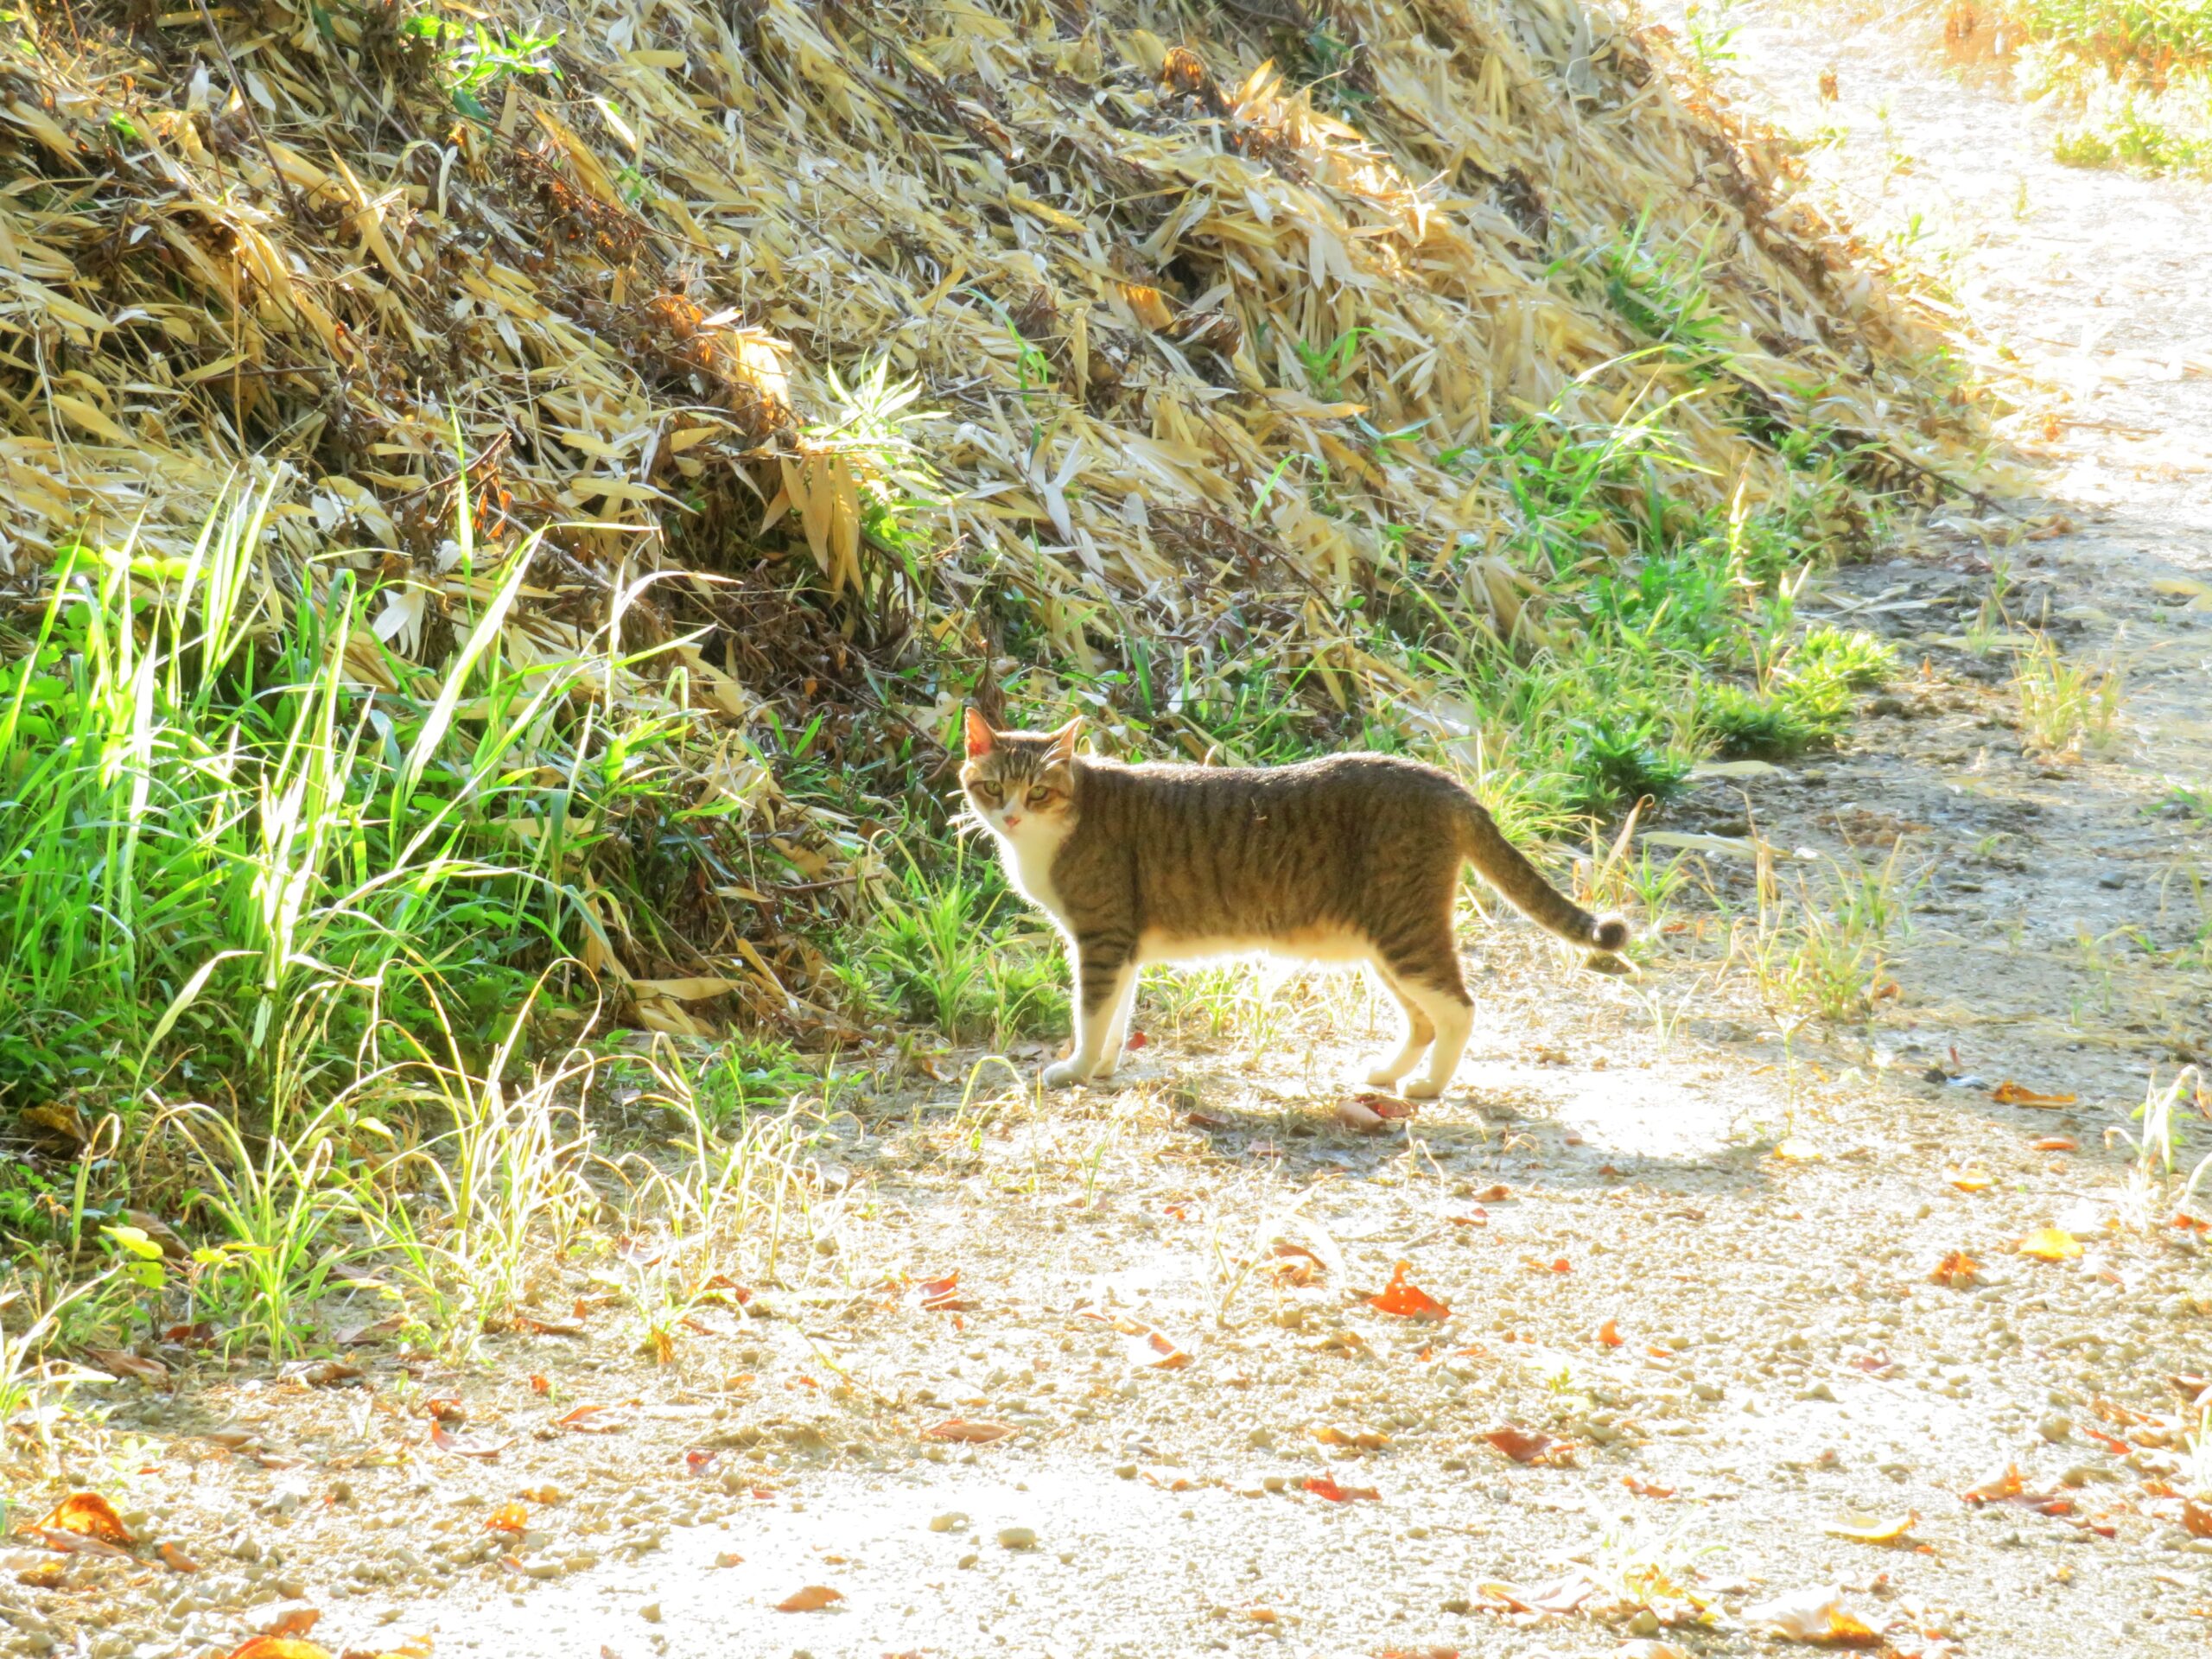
top-left (2038, 1414), bottom-right (2072, 1443)
top-left (928, 1512), bottom-right (968, 1533)
top-left (639, 1602), bottom-right (661, 1624)
top-left (996, 1527), bottom-right (1036, 1550)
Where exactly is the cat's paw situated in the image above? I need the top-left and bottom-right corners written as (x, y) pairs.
top-left (1403, 1077), bottom-right (1448, 1101)
top-left (1364, 1066), bottom-right (1410, 1090)
top-left (1040, 1059), bottom-right (1087, 1089)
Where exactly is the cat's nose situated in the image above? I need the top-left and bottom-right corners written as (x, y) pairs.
top-left (1004, 812), bottom-right (1022, 829)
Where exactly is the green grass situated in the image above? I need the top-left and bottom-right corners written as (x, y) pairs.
top-left (1980, 0), bottom-right (2212, 176)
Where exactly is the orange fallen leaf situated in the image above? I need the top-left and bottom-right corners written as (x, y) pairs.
top-left (2082, 1425), bottom-right (2131, 1456)
top-left (527, 1374), bottom-right (550, 1394)
top-left (1370, 1262), bottom-right (1451, 1321)
top-left (554, 1404), bottom-right (627, 1433)
top-left (1353, 1092), bottom-right (1418, 1121)
top-left (1308, 1424), bottom-right (1390, 1452)
top-left (1446, 1210), bottom-right (1488, 1226)
top-left (1484, 1426), bottom-right (1573, 1466)
top-left (1124, 1030), bottom-right (1148, 1051)
top-left (485, 1503), bottom-right (528, 1534)
top-left (224, 1642), bottom-right (333, 1659)
top-left (1473, 1184), bottom-right (1512, 1203)
top-left (264, 1608), bottom-right (320, 1639)
top-left (31, 1493), bottom-right (130, 1546)
top-left (686, 1447), bottom-right (720, 1476)
top-left (1596, 1319), bottom-right (1624, 1348)
top-left (2183, 1499), bottom-right (2212, 1539)
top-left (2030, 1136), bottom-right (2077, 1152)
top-left (1374, 1648), bottom-right (1460, 1657)
top-left (914, 1273), bottom-right (967, 1312)
top-left (1929, 1249), bottom-right (1980, 1287)
top-left (922, 1419), bottom-right (1015, 1444)
top-left (2018, 1227), bottom-right (2083, 1262)
top-left (1991, 1081), bottom-right (2076, 1108)
top-left (776, 1585), bottom-right (844, 1612)
top-left (1962, 1464), bottom-right (2028, 1504)
top-left (158, 1542), bottom-right (199, 1573)
top-left (1946, 1166), bottom-right (1994, 1193)
top-left (1300, 1474), bottom-right (1379, 1502)
top-left (1622, 1474), bottom-right (1675, 1497)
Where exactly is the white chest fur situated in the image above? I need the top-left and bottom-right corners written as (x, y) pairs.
top-left (992, 818), bottom-right (1073, 927)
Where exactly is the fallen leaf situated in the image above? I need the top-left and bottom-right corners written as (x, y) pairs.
top-left (1083, 1309), bottom-right (1194, 1367)
top-left (1300, 1474), bottom-right (1380, 1502)
top-left (1369, 1262), bottom-right (1451, 1321)
top-left (1473, 1184), bottom-right (1512, 1202)
top-left (1744, 1586), bottom-right (1883, 1645)
top-left (2183, 1499), bottom-right (2212, 1539)
top-left (1446, 1210), bottom-right (1488, 1227)
top-left (1185, 1110), bottom-right (1229, 1130)
top-left (264, 1609), bottom-right (321, 1639)
top-left (334, 1316), bottom-right (404, 1346)
top-left (715, 1550), bottom-right (744, 1567)
top-left (1824, 1511), bottom-right (1918, 1545)
top-left (555, 1404), bottom-right (628, 1433)
top-left (1124, 1030), bottom-right (1148, 1051)
top-left (428, 1422), bottom-right (508, 1460)
top-left (1946, 1166), bottom-right (1994, 1193)
top-left (1961, 1464), bottom-right (2028, 1504)
top-left (224, 1642), bottom-right (334, 1659)
top-left (158, 1542), bottom-right (200, 1573)
top-left (1308, 1424), bottom-right (1390, 1451)
top-left (1596, 1319), bottom-right (1624, 1347)
top-left (1473, 1574), bottom-right (1597, 1618)
top-left (2030, 1136), bottom-right (2078, 1152)
top-left (686, 1447), bottom-right (720, 1476)
top-left (1484, 1426), bottom-right (1574, 1466)
top-left (1353, 1092), bottom-right (1418, 1120)
top-left (511, 1313), bottom-right (585, 1337)
top-left (422, 1396), bottom-right (465, 1423)
top-left (485, 1503), bottom-right (528, 1534)
top-left (914, 1273), bottom-right (967, 1312)
top-left (1929, 1249), bottom-right (1980, 1287)
top-left (86, 1347), bottom-right (167, 1382)
top-left (1336, 1096), bottom-right (1386, 1135)
top-left (1373, 1648), bottom-right (1461, 1657)
top-left (31, 1493), bottom-right (130, 1546)
top-left (1622, 1474), bottom-right (1676, 1497)
top-left (776, 1585), bottom-right (844, 1612)
top-left (922, 1419), bottom-right (1015, 1443)
top-left (528, 1374), bottom-right (550, 1395)
top-left (2018, 1227), bottom-right (2083, 1262)
top-left (1991, 1081), bottom-right (2076, 1108)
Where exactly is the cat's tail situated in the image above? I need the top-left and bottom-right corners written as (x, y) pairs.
top-left (1452, 793), bottom-right (1631, 954)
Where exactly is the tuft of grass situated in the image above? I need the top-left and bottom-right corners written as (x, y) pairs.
top-left (2012, 632), bottom-right (2125, 757)
top-left (835, 843), bottom-right (1065, 1049)
top-left (1744, 842), bottom-right (1914, 1025)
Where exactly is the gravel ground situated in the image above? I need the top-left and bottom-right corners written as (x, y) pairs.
top-left (3, 8), bottom-right (2210, 1658)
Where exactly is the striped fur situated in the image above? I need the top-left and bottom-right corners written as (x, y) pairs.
top-left (960, 710), bottom-right (1628, 1097)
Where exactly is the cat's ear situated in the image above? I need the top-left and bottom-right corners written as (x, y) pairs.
top-left (962, 708), bottom-right (997, 759)
top-left (1044, 717), bottom-right (1082, 762)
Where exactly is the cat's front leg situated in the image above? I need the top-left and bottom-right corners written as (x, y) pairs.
top-left (1042, 943), bottom-right (1135, 1087)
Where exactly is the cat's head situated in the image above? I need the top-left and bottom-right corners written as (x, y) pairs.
top-left (960, 710), bottom-right (1080, 842)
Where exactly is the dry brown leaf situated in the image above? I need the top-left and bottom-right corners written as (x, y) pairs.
top-left (86, 1347), bottom-right (167, 1382)
top-left (775, 1585), bottom-right (844, 1612)
top-left (1484, 1427), bottom-right (1573, 1466)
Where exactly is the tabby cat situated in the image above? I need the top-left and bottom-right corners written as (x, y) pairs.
top-left (960, 710), bottom-right (1629, 1097)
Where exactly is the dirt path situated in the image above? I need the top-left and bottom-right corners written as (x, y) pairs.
top-left (8, 11), bottom-right (2211, 1659)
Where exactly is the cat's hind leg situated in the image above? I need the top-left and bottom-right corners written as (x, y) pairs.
top-left (1364, 962), bottom-right (1435, 1089)
top-left (1400, 974), bottom-right (1474, 1100)
top-left (1375, 925), bottom-right (1473, 1099)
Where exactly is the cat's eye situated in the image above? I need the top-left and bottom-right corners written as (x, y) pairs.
top-left (1027, 786), bottom-right (1055, 807)
top-left (971, 782), bottom-right (1001, 804)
